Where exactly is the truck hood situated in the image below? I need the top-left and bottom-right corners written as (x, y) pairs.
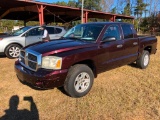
top-left (25, 39), bottom-right (96, 56)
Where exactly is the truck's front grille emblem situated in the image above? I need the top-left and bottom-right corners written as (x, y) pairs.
top-left (19, 50), bottom-right (41, 71)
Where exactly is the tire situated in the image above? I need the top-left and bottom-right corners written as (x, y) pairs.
top-left (64, 64), bottom-right (94, 98)
top-left (136, 50), bottom-right (150, 69)
top-left (5, 44), bottom-right (21, 59)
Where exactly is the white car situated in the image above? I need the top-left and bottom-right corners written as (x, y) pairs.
top-left (0, 26), bottom-right (66, 58)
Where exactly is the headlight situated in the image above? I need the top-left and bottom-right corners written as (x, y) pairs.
top-left (42, 56), bottom-right (62, 70)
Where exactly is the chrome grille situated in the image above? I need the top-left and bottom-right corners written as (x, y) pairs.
top-left (19, 49), bottom-right (41, 71)
top-left (21, 51), bottom-right (25, 57)
top-left (20, 51), bottom-right (25, 64)
top-left (28, 61), bottom-right (37, 70)
top-left (28, 53), bottom-right (37, 61)
top-left (27, 53), bottom-right (37, 70)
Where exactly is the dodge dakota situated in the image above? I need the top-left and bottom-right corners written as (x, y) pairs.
top-left (15, 22), bottom-right (157, 98)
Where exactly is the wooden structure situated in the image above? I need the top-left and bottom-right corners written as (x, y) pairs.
top-left (0, 0), bottom-right (134, 25)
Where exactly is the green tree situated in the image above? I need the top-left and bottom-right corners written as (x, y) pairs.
top-left (139, 11), bottom-right (160, 35)
top-left (68, 0), bottom-right (77, 7)
top-left (111, 7), bottom-right (117, 14)
top-left (133, 0), bottom-right (148, 32)
top-left (134, 0), bottom-right (148, 19)
top-left (26, 21), bottom-right (39, 26)
top-left (0, 20), bottom-right (14, 32)
top-left (123, 3), bottom-right (131, 16)
top-left (14, 20), bottom-right (24, 26)
top-left (54, 1), bottom-right (68, 6)
top-left (77, 0), bottom-right (101, 11)
top-left (139, 17), bottom-right (149, 33)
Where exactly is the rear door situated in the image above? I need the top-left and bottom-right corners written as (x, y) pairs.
top-left (46, 27), bottom-right (62, 39)
top-left (120, 24), bottom-right (139, 63)
top-left (97, 24), bottom-right (125, 72)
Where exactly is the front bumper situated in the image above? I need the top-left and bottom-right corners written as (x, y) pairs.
top-left (15, 61), bottom-right (68, 89)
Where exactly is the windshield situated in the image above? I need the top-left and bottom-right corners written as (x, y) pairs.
top-left (63, 24), bottom-right (105, 42)
top-left (11, 26), bottom-right (32, 36)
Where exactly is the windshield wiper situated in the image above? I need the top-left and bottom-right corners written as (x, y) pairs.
top-left (67, 37), bottom-right (86, 42)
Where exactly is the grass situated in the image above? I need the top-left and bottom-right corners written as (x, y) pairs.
top-left (0, 37), bottom-right (160, 120)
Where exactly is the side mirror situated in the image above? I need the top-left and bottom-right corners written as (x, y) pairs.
top-left (102, 37), bottom-right (116, 42)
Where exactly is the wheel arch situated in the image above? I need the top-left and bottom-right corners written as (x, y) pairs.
top-left (5, 43), bottom-right (23, 52)
top-left (144, 46), bottom-right (152, 53)
top-left (72, 59), bottom-right (97, 78)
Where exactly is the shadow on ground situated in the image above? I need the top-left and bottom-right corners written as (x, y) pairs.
top-left (57, 87), bottom-right (70, 97)
top-left (128, 62), bottom-right (139, 69)
top-left (0, 55), bottom-right (6, 58)
top-left (0, 95), bottom-right (39, 120)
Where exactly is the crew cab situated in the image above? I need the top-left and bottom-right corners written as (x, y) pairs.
top-left (15, 22), bottom-right (157, 98)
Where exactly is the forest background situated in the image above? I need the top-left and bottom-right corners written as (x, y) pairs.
top-left (0, 0), bottom-right (160, 35)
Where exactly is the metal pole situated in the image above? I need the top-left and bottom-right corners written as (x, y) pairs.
top-left (41, 5), bottom-right (44, 25)
top-left (81, 0), bottom-right (84, 23)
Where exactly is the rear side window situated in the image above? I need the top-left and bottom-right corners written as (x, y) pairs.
top-left (55, 28), bottom-right (62, 33)
top-left (46, 27), bottom-right (56, 34)
top-left (121, 24), bottom-right (134, 39)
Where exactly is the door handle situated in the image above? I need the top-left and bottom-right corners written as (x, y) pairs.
top-left (133, 42), bottom-right (138, 45)
top-left (117, 44), bottom-right (123, 48)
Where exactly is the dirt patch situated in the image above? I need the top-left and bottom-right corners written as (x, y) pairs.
top-left (0, 37), bottom-right (159, 120)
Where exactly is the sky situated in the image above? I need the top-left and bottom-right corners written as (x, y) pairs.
top-left (38, 0), bottom-right (160, 17)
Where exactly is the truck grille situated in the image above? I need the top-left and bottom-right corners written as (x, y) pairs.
top-left (19, 50), bottom-right (41, 71)
top-left (20, 51), bottom-right (25, 64)
top-left (28, 53), bottom-right (37, 61)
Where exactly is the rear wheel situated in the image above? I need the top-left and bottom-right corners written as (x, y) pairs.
top-left (5, 44), bottom-right (21, 59)
top-left (64, 64), bottom-right (94, 98)
top-left (136, 50), bottom-right (150, 69)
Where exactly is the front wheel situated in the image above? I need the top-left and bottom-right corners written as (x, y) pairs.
top-left (5, 44), bottom-right (21, 59)
top-left (136, 50), bottom-right (150, 69)
top-left (64, 64), bottom-right (94, 98)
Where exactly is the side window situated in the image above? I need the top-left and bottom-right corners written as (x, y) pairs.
top-left (28, 28), bottom-right (42, 36)
top-left (55, 28), bottom-right (62, 34)
top-left (121, 24), bottom-right (134, 39)
top-left (46, 27), bottom-right (56, 34)
top-left (102, 25), bottom-right (121, 41)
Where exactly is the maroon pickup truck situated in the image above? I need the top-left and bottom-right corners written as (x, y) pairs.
top-left (15, 22), bottom-right (157, 98)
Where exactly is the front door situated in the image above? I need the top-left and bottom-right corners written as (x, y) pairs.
top-left (25, 27), bottom-right (42, 46)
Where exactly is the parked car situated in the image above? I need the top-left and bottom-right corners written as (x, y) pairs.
top-left (0, 33), bottom-right (8, 36)
top-left (0, 26), bottom-right (66, 58)
top-left (15, 22), bottom-right (157, 98)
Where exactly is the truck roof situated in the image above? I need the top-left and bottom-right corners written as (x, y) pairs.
top-left (83, 22), bottom-right (132, 25)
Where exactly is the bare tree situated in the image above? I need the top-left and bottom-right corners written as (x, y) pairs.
top-left (147, 0), bottom-right (160, 16)
top-left (100, 0), bottom-right (114, 12)
top-left (114, 0), bottom-right (132, 14)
